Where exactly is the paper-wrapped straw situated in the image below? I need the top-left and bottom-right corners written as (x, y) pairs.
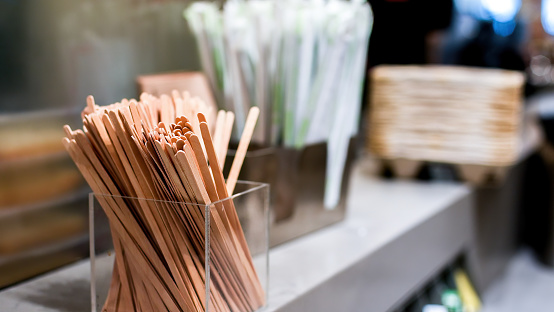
top-left (184, 0), bottom-right (374, 208)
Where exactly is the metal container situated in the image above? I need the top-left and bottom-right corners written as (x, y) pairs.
top-left (224, 139), bottom-right (357, 247)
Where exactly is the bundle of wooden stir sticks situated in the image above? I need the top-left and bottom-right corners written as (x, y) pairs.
top-left (63, 91), bottom-right (263, 312)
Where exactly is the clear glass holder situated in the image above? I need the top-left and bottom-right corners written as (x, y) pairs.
top-left (89, 181), bottom-right (269, 312)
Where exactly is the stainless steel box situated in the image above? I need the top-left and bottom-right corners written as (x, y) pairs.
top-left (225, 139), bottom-right (357, 247)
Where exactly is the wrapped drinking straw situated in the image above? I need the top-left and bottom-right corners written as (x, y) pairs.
top-left (185, 0), bottom-right (373, 208)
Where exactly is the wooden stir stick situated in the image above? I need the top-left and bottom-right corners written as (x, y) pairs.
top-left (64, 91), bottom-right (264, 312)
top-left (227, 107), bottom-right (260, 195)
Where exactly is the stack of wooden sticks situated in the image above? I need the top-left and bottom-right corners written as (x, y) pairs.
top-left (63, 90), bottom-right (263, 312)
top-left (369, 65), bottom-right (525, 167)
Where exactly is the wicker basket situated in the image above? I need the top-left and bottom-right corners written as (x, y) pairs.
top-left (368, 65), bottom-right (525, 167)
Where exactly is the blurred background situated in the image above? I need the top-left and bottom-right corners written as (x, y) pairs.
top-left (1, 0), bottom-right (554, 311)
top-left (0, 0), bottom-right (201, 289)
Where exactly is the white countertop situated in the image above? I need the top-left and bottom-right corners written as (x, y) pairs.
top-left (0, 165), bottom-right (472, 312)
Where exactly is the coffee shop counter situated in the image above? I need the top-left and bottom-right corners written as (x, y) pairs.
top-left (0, 164), bottom-right (472, 312)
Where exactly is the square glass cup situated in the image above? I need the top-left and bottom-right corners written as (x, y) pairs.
top-left (89, 181), bottom-right (269, 312)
